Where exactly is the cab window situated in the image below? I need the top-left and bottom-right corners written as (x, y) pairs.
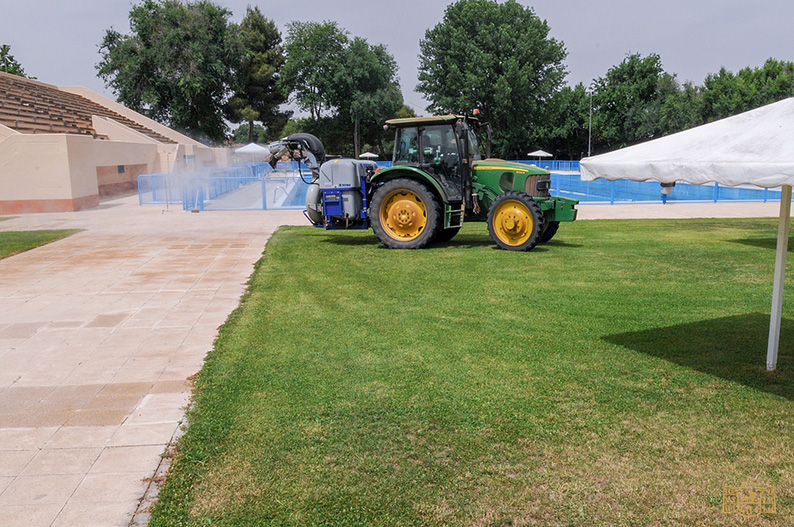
top-left (393, 127), bottom-right (419, 165)
top-left (468, 129), bottom-right (482, 161)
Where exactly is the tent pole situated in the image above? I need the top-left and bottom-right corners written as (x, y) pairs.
top-left (767, 184), bottom-right (792, 371)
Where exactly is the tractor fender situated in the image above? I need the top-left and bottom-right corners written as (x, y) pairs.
top-left (370, 166), bottom-right (449, 206)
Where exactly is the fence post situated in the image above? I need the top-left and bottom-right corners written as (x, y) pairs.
top-left (713, 182), bottom-right (719, 203)
top-left (610, 180), bottom-right (616, 205)
top-left (764, 188), bottom-right (769, 203)
top-left (262, 177), bottom-right (268, 210)
top-left (150, 175), bottom-right (157, 203)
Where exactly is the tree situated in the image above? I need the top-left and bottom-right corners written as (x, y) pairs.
top-left (537, 83), bottom-right (590, 159)
top-left (700, 59), bottom-right (794, 122)
top-left (335, 38), bottom-right (402, 157)
top-left (417, 0), bottom-right (567, 157)
top-left (226, 6), bottom-right (289, 143)
top-left (231, 122), bottom-right (268, 144)
top-left (97, 0), bottom-right (239, 143)
top-left (0, 45), bottom-right (30, 78)
top-left (280, 22), bottom-right (403, 157)
top-left (590, 53), bottom-right (676, 152)
top-left (659, 81), bottom-right (702, 136)
top-left (279, 21), bottom-right (348, 120)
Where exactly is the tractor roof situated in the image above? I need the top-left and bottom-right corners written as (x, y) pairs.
top-left (384, 114), bottom-right (479, 128)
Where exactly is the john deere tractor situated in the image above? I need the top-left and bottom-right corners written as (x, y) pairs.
top-left (273, 114), bottom-right (578, 251)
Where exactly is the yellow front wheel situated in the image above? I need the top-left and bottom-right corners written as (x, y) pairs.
top-left (487, 191), bottom-right (545, 251)
top-left (371, 179), bottom-right (440, 249)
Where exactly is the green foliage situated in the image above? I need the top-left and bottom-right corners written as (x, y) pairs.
top-left (537, 83), bottom-right (590, 159)
top-left (0, 230), bottom-right (80, 259)
top-left (590, 53), bottom-right (674, 151)
top-left (341, 38), bottom-right (402, 124)
top-left (149, 219), bottom-right (794, 526)
top-left (97, 0), bottom-right (239, 143)
top-left (280, 22), bottom-right (403, 157)
top-left (226, 6), bottom-right (289, 142)
top-left (280, 21), bottom-right (349, 120)
top-left (230, 122), bottom-right (268, 144)
top-left (279, 115), bottom-right (357, 156)
top-left (586, 55), bottom-right (794, 155)
top-left (0, 44), bottom-right (31, 78)
top-left (659, 81), bottom-right (703, 135)
top-left (394, 104), bottom-right (417, 119)
top-left (700, 59), bottom-right (794, 122)
top-left (417, 0), bottom-right (567, 157)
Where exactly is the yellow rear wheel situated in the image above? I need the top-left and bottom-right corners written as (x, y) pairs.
top-left (371, 179), bottom-right (440, 249)
top-left (379, 189), bottom-right (427, 240)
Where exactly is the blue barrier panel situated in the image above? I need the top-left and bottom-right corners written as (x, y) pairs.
top-left (138, 161), bottom-right (783, 209)
top-left (549, 173), bottom-right (782, 203)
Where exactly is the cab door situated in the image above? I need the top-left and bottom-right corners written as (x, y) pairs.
top-left (420, 124), bottom-right (463, 203)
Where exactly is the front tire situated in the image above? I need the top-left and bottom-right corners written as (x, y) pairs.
top-left (539, 221), bottom-right (559, 243)
top-left (487, 191), bottom-right (545, 251)
top-left (371, 179), bottom-right (441, 249)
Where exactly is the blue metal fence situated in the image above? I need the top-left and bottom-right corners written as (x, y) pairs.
top-left (139, 160), bottom-right (783, 210)
top-left (519, 160), bottom-right (581, 172)
top-left (549, 173), bottom-right (782, 204)
top-left (138, 162), bottom-right (310, 210)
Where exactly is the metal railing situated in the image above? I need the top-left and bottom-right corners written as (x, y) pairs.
top-left (519, 160), bottom-right (581, 172)
top-left (138, 162), bottom-right (310, 211)
top-left (139, 160), bottom-right (782, 211)
top-left (550, 173), bottom-right (782, 204)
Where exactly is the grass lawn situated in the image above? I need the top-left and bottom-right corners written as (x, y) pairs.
top-left (0, 229), bottom-right (80, 259)
top-left (151, 218), bottom-right (794, 526)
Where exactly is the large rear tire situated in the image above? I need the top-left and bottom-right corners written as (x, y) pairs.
top-left (539, 221), bottom-right (560, 243)
top-left (487, 191), bottom-right (545, 251)
top-left (371, 179), bottom-right (441, 249)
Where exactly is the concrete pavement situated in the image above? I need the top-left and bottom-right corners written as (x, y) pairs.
top-left (0, 195), bottom-right (784, 526)
top-left (0, 195), bottom-right (304, 526)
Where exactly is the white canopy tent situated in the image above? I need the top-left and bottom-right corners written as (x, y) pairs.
top-left (359, 152), bottom-right (379, 159)
top-left (527, 149), bottom-right (553, 158)
top-left (234, 143), bottom-right (272, 163)
top-left (580, 97), bottom-right (794, 371)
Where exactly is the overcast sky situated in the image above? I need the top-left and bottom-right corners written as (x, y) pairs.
top-left (2, 0), bottom-right (793, 115)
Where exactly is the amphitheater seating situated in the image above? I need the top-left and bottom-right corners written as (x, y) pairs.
top-left (0, 72), bottom-right (175, 143)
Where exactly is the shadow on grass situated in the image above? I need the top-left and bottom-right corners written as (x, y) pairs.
top-left (729, 236), bottom-right (794, 252)
top-left (320, 233), bottom-right (496, 249)
top-left (604, 313), bottom-right (794, 400)
top-left (541, 239), bottom-right (584, 249)
top-left (320, 232), bottom-right (581, 251)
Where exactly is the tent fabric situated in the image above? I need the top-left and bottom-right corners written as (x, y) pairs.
top-left (580, 97), bottom-right (794, 188)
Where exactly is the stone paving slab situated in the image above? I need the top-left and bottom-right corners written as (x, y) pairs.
top-left (0, 196), bottom-right (782, 526)
top-left (0, 195), bottom-right (304, 527)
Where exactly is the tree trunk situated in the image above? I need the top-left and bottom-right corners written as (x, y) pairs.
top-left (354, 116), bottom-right (360, 159)
top-left (248, 120), bottom-right (254, 143)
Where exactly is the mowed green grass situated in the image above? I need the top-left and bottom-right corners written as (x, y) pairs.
top-left (151, 218), bottom-right (794, 526)
top-left (0, 229), bottom-right (80, 259)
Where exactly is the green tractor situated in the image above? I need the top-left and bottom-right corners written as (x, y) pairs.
top-left (277, 114), bottom-right (578, 250)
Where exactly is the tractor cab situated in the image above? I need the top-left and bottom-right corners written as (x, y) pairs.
top-left (385, 114), bottom-right (487, 208)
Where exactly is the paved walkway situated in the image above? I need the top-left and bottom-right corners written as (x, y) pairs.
top-left (0, 196), bottom-right (784, 526)
top-left (0, 195), bottom-right (304, 526)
